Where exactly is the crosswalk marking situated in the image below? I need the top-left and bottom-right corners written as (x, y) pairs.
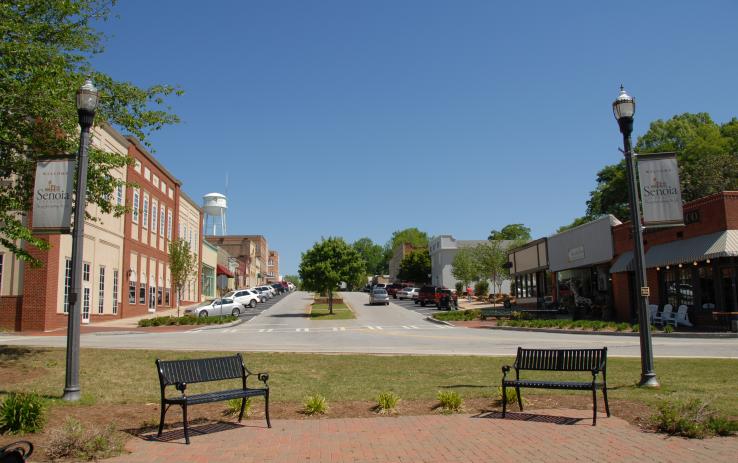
top-left (340, 327), bottom-right (345, 331)
top-left (366, 326), bottom-right (375, 330)
top-left (332, 327), bottom-right (338, 331)
top-left (259, 329), bottom-right (265, 333)
top-left (410, 325), bottom-right (419, 329)
top-left (402, 325), bottom-right (410, 329)
top-left (375, 326), bottom-right (383, 330)
top-left (267, 328), bottom-right (273, 332)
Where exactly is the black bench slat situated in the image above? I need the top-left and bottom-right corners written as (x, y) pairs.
top-left (501, 347), bottom-right (610, 425)
top-left (156, 354), bottom-right (271, 444)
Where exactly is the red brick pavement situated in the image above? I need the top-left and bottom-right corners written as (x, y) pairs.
top-left (105, 409), bottom-right (738, 463)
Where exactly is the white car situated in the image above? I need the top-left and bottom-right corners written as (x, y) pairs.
top-left (250, 288), bottom-right (268, 303)
top-left (397, 287), bottom-right (418, 300)
top-left (257, 285), bottom-right (276, 298)
top-left (184, 298), bottom-right (245, 317)
top-left (223, 289), bottom-right (260, 308)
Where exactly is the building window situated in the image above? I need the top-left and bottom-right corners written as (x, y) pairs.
top-left (83, 287), bottom-right (90, 321)
top-left (139, 282), bottom-right (146, 305)
top-left (167, 210), bottom-right (172, 240)
top-left (142, 194), bottom-right (149, 229)
top-left (158, 286), bottom-right (163, 305)
top-left (112, 270), bottom-right (119, 314)
top-left (134, 159), bottom-right (141, 173)
top-left (151, 201), bottom-right (158, 234)
top-left (98, 266), bottom-right (105, 314)
top-left (699, 266), bottom-right (715, 308)
top-left (165, 287), bottom-right (170, 306)
top-left (160, 208), bottom-right (165, 236)
top-left (0, 254), bottom-right (3, 294)
top-left (183, 224), bottom-right (187, 241)
top-left (662, 267), bottom-right (694, 308)
top-left (63, 258), bottom-right (72, 313)
top-left (129, 276), bottom-right (136, 304)
top-left (149, 286), bottom-right (156, 310)
top-left (202, 265), bottom-right (215, 298)
top-left (83, 263), bottom-right (90, 282)
top-left (116, 185), bottom-right (123, 206)
top-left (132, 189), bottom-right (140, 223)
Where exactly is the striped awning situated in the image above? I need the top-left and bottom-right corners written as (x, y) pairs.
top-left (609, 231), bottom-right (738, 273)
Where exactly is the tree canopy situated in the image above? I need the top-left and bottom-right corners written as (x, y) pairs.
top-left (0, 0), bottom-right (181, 263)
top-left (168, 238), bottom-right (197, 316)
top-left (473, 242), bottom-right (510, 295)
top-left (352, 237), bottom-right (385, 276)
top-left (566, 113), bottom-right (738, 227)
top-left (451, 247), bottom-right (480, 286)
top-left (299, 237), bottom-right (365, 313)
top-left (397, 250), bottom-right (431, 284)
top-left (388, 228), bottom-right (429, 250)
top-left (488, 224), bottom-right (531, 242)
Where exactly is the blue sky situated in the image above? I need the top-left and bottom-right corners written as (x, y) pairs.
top-left (92, 1), bottom-right (738, 275)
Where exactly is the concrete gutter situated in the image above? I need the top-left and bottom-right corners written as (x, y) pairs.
top-left (470, 325), bottom-right (738, 339)
top-left (426, 316), bottom-right (454, 326)
top-left (189, 317), bottom-right (245, 332)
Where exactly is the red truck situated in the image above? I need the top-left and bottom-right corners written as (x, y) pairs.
top-left (416, 286), bottom-right (457, 308)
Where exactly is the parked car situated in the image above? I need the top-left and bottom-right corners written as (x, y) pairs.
top-left (416, 286), bottom-right (456, 308)
top-left (250, 288), bottom-right (268, 303)
top-left (271, 283), bottom-right (284, 295)
top-left (369, 288), bottom-right (390, 305)
top-left (223, 289), bottom-right (260, 308)
top-left (362, 285), bottom-right (372, 293)
top-left (184, 298), bottom-right (244, 317)
top-left (287, 282), bottom-right (295, 291)
top-left (386, 284), bottom-right (406, 299)
top-left (256, 286), bottom-right (275, 298)
top-left (373, 283), bottom-right (387, 290)
top-left (397, 287), bottom-right (418, 300)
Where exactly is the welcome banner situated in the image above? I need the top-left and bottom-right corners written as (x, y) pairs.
top-left (637, 152), bottom-right (684, 227)
top-left (32, 156), bottom-right (75, 234)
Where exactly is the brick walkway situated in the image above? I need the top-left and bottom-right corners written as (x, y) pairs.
top-left (106, 409), bottom-right (738, 462)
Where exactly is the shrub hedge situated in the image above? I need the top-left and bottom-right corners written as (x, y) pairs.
top-left (138, 315), bottom-right (237, 327)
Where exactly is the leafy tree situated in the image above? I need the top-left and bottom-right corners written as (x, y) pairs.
top-left (169, 239), bottom-right (198, 317)
top-left (488, 224), bottom-right (531, 242)
top-left (299, 237), bottom-right (365, 314)
top-left (584, 113), bottom-right (738, 223)
top-left (352, 237), bottom-right (385, 276)
top-left (384, 228), bottom-right (429, 275)
top-left (397, 250), bottom-right (431, 284)
top-left (283, 274), bottom-right (302, 289)
top-left (0, 0), bottom-right (181, 264)
top-left (451, 247), bottom-right (480, 288)
top-left (557, 215), bottom-right (595, 233)
top-left (474, 242), bottom-right (509, 296)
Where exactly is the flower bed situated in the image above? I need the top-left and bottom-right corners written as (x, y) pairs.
top-left (137, 315), bottom-right (237, 327)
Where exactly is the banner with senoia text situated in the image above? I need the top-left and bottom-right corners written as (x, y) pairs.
top-left (32, 156), bottom-right (75, 234)
top-left (636, 152), bottom-right (684, 227)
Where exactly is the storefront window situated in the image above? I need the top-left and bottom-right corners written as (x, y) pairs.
top-left (662, 267), bottom-right (694, 308)
top-left (699, 266), bottom-right (715, 308)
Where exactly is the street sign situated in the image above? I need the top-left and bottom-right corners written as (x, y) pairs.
top-left (641, 287), bottom-right (650, 297)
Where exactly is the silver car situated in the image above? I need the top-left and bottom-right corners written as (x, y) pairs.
top-left (184, 298), bottom-right (245, 317)
top-left (370, 289), bottom-right (390, 305)
top-left (397, 287), bottom-right (418, 300)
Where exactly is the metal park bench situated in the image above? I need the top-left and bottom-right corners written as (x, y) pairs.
top-left (156, 354), bottom-right (271, 444)
top-left (501, 347), bottom-right (610, 425)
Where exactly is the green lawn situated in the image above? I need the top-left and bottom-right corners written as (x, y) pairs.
top-left (309, 303), bottom-right (355, 320)
top-left (1, 348), bottom-right (737, 418)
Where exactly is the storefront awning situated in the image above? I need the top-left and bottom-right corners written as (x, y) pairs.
top-left (609, 231), bottom-right (738, 273)
top-left (216, 264), bottom-right (234, 277)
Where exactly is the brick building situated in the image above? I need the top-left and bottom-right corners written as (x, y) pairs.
top-left (266, 250), bottom-right (279, 283)
top-left (205, 235), bottom-right (265, 288)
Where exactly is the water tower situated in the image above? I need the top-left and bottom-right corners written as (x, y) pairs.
top-left (203, 193), bottom-right (227, 235)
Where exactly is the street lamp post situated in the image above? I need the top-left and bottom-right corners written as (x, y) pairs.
top-left (63, 79), bottom-right (99, 401)
top-left (612, 86), bottom-right (659, 388)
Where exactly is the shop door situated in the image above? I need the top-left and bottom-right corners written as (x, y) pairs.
top-left (720, 267), bottom-right (737, 312)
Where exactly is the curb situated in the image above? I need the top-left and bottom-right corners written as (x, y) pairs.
top-left (189, 317), bottom-right (245, 332)
top-left (468, 325), bottom-right (738, 339)
top-left (426, 316), bottom-right (454, 326)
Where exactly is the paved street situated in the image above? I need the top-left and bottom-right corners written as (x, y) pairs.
top-left (1, 291), bottom-right (737, 357)
top-left (235, 290), bottom-right (291, 322)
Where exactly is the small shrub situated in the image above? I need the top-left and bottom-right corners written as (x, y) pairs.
top-left (224, 398), bottom-right (251, 417)
top-left (46, 417), bottom-right (124, 461)
top-left (652, 399), bottom-right (738, 438)
top-left (137, 315), bottom-right (236, 327)
top-left (0, 392), bottom-right (46, 434)
top-left (455, 282), bottom-right (464, 296)
top-left (497, 386), bottom-right (522, 405)
top-left (615, 323), bottom-right (629, 332)
top-left (436, 391), bottom-right (463, 414)
top-left (376, 392), bottom-right (400, 414)
top-left (474, 280), bottom-right (489, 298)
top-left (303, 394), bottom-right (328, 415)
top-left (433, 309), bottom-right (479, 321)
top-left (663, 324), bottom-right (674, 334)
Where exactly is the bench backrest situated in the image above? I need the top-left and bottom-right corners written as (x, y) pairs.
top-left (514, 347), bottom-right (607, 372)
top-left (156, 354), bottom-right (244, 387)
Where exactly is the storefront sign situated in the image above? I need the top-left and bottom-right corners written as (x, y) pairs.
top-left (568, 246), bottom-right (585, 262)
top-left (32, 156), bottom-right (75, 234)
top-left (637, 152), bottom-right (684, 227)
top-left (641, 286), bottom-right (650, 297)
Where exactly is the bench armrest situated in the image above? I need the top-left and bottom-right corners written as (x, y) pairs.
top-left (501, 365), bottom-right (511, 379)
top-left (175, 382), bottom-right (188, 393)
top-left (257, 372), bottom-right (269, 386)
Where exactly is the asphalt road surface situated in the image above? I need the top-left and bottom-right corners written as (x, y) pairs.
top-left (1, 291), bottom-right (737, 358)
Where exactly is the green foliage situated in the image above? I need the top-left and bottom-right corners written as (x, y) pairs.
top-left (46, 417), bottom-right (124, 461)
top-left (663, 324), bottom-right (674, 334)
top-left (303, 394), bottom-right (328, 415)
top-left (352, 238), bottom-right (385, 276)
top-left (497, 386), bottom-right (522, 405)
top-left (474, 280), bottom-right (489, 297)
top-left (557, 216), bottom-right (596, 233)
top-left (375, 392), bottom-right (400, 414)
top-left (652, 399), bottom-right (738, 438)
top-left (433, 310), bottom-right (479, 321)
top-left (299, 237), bottom-right (365, 313)
top-left (436, 391), bottom-right (463, 414)
top-left (474, 241), bottom-right (511, 294)
top-left (168, 239), bottom-right (198, 314)
top-left (388, 228), bottom-right (429, 251)
top-left (455, 282), bottom-right (464, 295)
top-left (451, 247), bottom-right (480, 286)
top-left (488, 224), bottom-right (531, 242)
top-left (0, 391), bottom-right (46, 434)
top-left (397, 250), bottom-right (431, 283)
top-left (0, 0), bottom-right (181, 264)
top-left (137, 315), bottom-right (236, 327)
top-left (496, 319), bottom-right (643, 332)
top-left (224, 398), bottom-right (251, 417)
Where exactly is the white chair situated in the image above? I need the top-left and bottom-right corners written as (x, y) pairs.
top-left (654, 304), bottom-right (673, 326)
top-left (674, 305), bottom-right (693, 327)
top-left (648, 304), bottom-right (659, 323)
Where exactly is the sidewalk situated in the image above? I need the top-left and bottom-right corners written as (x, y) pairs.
top-left (107, 409), bottom-right (738, 463)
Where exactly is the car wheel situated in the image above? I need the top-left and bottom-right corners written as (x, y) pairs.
top-left (420, 301), bottom-right (426, 307)
top-left (385, 302), bottom-right (389, 306)
top-left (393, 295), bottom-right (397, 299)
top-left (414, 300), bottom-right (418, 305)
top-left (249, 300), bottom-right (257, 308)
top-left (436, 302), bottom-right (441, 309)
top-left (231, 308), bottom-right (240, 317)
top-left (199, 310), bottom-right (208, 318)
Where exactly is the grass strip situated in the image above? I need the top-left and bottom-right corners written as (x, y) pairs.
top-left (309, 303), bottom-right (355, 320)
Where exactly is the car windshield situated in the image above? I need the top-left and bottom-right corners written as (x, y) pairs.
top-left (222, 291), bottom-right (235, 298)
top-left (373, 289), bottom-right (387, 295)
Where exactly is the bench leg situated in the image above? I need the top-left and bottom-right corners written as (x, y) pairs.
top-left (238, 397), bottom-right (246, 422)
top-left (592, 388), bottom-right (597, 426)
top-left (157, 403), bottom-right (167, 437)
top-left (501, 385), bottom-right (507, 418)
top-left (265, 390), bottom-right (272, 428)
top-left (515, 386), bottom-right (523, 412)
top-left (602, 386), bottom-right (611, 417)
top-left (182, 404), bottom-right (190, 444)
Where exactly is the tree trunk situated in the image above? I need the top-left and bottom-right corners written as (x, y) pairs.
top-left (176, 290), bottom-right (180, 317)
top-left (328, 289), bottom-right (334, 315)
